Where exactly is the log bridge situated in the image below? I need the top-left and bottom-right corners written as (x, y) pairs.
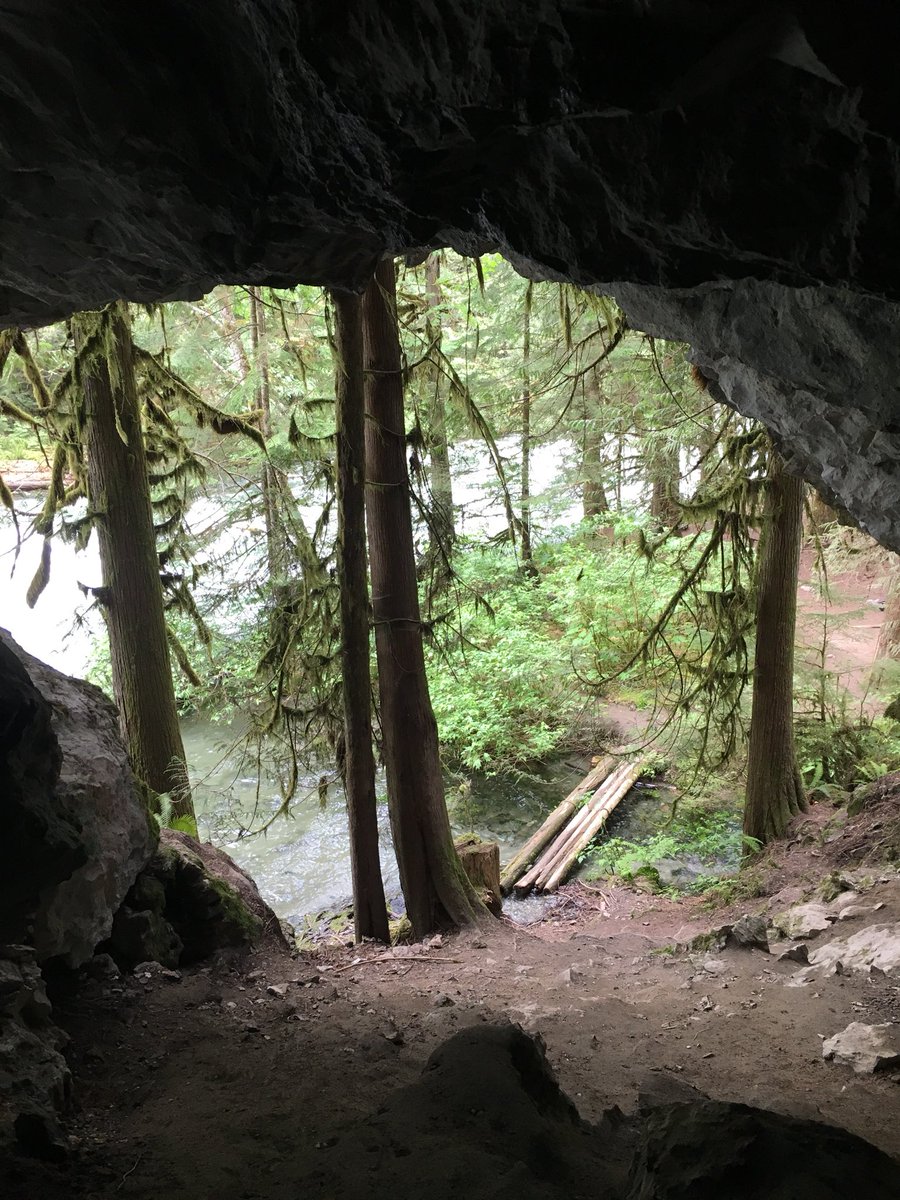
top-left (500, 756), bottom-right (646, 896)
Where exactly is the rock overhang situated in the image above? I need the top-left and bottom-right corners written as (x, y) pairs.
top-left (3, 2), bottom-right (900, 542)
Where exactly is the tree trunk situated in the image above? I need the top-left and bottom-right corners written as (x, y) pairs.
top-left (582, 365), bottom-right (610, 519)
top-left (520, 281), bottom-right (536, 573)
top-left (77, 304), bottom-right (194, 824)
top-left (648, 439), bottom-right (681, 528)
top-left (877, 566), bottom-right (900, 661)
top-left (331, 288), bottom-right (389, 944)
top-left (423, 254), bottom-right (455, 560)
top-left (249, 286), bottom-right (283, 581)
top-left (743, 454), bottom-right (807, 846)
top-left (362, 259), bottom-right (487, 938)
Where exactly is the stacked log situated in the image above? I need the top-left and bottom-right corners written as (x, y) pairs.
top-left (512, 757), bottom-right (646, 895)
top-left (499, 756), bottom-right (617, 894)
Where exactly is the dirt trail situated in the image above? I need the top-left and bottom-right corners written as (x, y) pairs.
top-left (795, 548), bottom-right (890, 707)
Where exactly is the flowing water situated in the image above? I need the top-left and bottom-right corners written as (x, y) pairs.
top-left (185, 718), bottom-right (737, 926)
top-left (184, 713), bottom-right (585, 925)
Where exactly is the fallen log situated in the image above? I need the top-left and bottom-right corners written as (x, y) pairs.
top-left (539, 759), bottom-right (647, 892)
top-left (514, 761), bottom-right (631, 895)
top-left (499, 755), bottom-right (616, 893)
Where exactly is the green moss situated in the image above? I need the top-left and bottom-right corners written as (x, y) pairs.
top-left (208, 875), bottom-right (261, 940)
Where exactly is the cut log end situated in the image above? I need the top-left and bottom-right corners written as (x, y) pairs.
top-left (455, 836), bottom-right (502, 916)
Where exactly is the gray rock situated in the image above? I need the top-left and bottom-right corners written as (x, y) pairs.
top-left (699, 959), bottom-right (727, 977)
top-left (8, 10), bottom-right (900, 553)
top-left (776, 943), bottom-right (809, 964)
top-left (628, 1094), bottom-right (900, 1199)
top-left (836, 905), bottom-right (873, 921)
top-left (822, 1022), bottom-right (900, 1075)
top-left (109, 829), bottom-right (287, 968)
top-left (729, 915), bottom-right (769, 951)
top-left (807, 923), bottom-right (900, 977)
top-left (0, 946), bottom-right (70, 1157)
top-left (772, 902), bottom-right (834, 940)
top-left (110, 906), bottom-right (183, 969)
top-left (82, 952), bottom-right (121, 983)
top-left (1, 632), bottom-right (155, 968)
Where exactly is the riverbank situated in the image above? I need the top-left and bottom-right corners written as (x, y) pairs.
top-left (9, 785), bottom-right (900, 1198)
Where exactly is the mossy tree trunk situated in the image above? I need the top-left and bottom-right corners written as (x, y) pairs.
top-left (648, 439), bottom-right (681, 529)
top-left (582, 365), bottom-right (610, 519)
top-left (362, 260), bottom-right (487, 938)
top-left (520, 280), bottom-right (536, 573)
top-left (248, 286), bottom-right (284, 581)
top-left (423, 253), bottom-right (455, 561)
top-left (743, 453), bottom-right (807, 846)
top-left (77, 303), bottom-right (194, 825)
top-left (331, 288), bottom-right (389, 944)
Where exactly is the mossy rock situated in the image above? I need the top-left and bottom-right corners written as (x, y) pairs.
top-left (107, 830), bottom-right (284, 968)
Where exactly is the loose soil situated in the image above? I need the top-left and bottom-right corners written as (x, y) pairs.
top-left (6, 793), bottom-right (900, 1200)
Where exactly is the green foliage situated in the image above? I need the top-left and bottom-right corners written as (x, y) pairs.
top-left (583, 804), bottom-right (742, 892)
top-left (425, 514), bottom-right (686, 771)
top-left (151, 792), bottom-right (199, 838)
top-left (794, 709), bottom-right (900, 791)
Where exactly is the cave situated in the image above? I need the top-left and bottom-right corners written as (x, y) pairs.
top-left (4, 2), bottom-right (900, 1194)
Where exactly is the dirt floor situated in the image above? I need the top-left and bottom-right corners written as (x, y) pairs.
top-left (4, 790), bottom-right (900, 1200)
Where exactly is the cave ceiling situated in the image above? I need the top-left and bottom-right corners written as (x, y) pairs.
top-left (3, 2), bottom-right (900, 545)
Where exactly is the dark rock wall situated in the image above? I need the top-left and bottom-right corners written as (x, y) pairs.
top-left (3, 4), bottom-right (900, 541)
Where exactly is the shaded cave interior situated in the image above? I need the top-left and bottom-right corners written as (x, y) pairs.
top-left (4, 1), bottom-right (900, 1190)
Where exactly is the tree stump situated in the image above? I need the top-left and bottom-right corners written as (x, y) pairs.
top-left (454, 836), bottom-right (502, 916)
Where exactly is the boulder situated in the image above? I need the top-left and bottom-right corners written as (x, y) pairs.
top-left (729, 915), bottom-right (769, 950)
top-left (303, 1022), bottom-right (624, 1200)
top-left (291, 1021), bottom-right (900, 1200)
top-left (626, 1097), bottom-right (900, 1199)
top-left (0, 636), bottom-right (81, 945)
top-left (807, 923), bottom-right (900, 977)
top-left (772, 902), bottom-right (834, 940)
top-left (108, 830), bottom-right (289, 968)
top-left (823, 1022), bottom-right (900, 1075)
top-left (0, 945), bottom-right (70, 1160)
top-left (1, 632), bottom-right (155, 967)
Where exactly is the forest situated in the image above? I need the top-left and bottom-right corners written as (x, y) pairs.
top-left (4, 250), bottom-right (900, 941)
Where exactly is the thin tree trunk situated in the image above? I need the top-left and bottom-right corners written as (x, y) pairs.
top-left (331, 289), bottom-right (389, 944)
top-left (249, 286), bottom-right (283, 580)
top-left (582, 365), bottom-right (610, 519)
top-left (423, 254), bottom-right (455, 559)
top-left (520, 281), bottom-right (536, 572)
top-left (877, 567), bottom-right (900, 661)
top-left (78, 303), bottom-right (194, 824)
top-left (649, 439), bottom-right (681, 528)
top-left (362, 259), bottom-right (487, 938)
top-left (743, 454), bottom-right (807, 845)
